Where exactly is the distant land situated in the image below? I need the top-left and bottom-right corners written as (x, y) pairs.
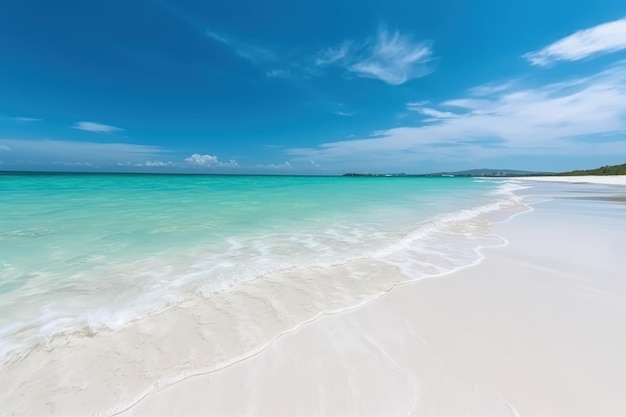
top-left (558, 163), bottom-right (626, 176)
top-left (423, 168), bottom-right (549, 177)
top-left (343, 169), bottom-right (550, 177)
top-left (344, 163), bottom-right (626, 177)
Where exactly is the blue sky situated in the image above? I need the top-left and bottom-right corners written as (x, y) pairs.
top-left (1, 0), bottom-right (626, 174)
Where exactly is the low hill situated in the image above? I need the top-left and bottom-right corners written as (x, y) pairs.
top-left (558, 163), bottom-right (626, 176)
top-left (343, 169), bottom-right (550, 177)
top-left (425, 169), bottom-right (548, 177)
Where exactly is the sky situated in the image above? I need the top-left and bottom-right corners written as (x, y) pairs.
top-left (1, 0), bottom-right (626, 174)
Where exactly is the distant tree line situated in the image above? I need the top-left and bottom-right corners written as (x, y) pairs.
top-left (559, 163), bottom-right (626, 176)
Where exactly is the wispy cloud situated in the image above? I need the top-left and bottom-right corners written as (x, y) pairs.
top-left (255, 161), bottom-right (293, 169)
top-left (51, 161), bottom-right (95, 167)
top-left (406, 104), bottom-right (458, 120)
top-left (184, 153), bottom-right (239, 167)
top-left (334, 111), bottom-right (355, 117)
top-left (265, 68), bottom-right (296, 79)
top-left (142, 160), bottom-right (174, 167)
top-left (206, 30), bottom-right (274, 64)
top-left (288, 60), bottom-right (626, 168)
top-left (468, 80), bottom-right (519, 96)
top-left (0, 139), bottom-right (164, 165)
top-left (524, 17), bottom-right (626, 66)
top-left (316, 41), bottom-right (354, 66)
top-left (14, 117), bottom-right (41, 122)
top-left (315, 29), bottom-right (434, 85)
top-left (0, 145), bottom-right (11, 152)
top-left (73, 121), bottom-right (124, 134)
top-left (117, 160), bottom-right (175, 168)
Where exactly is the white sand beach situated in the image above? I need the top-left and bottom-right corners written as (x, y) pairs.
top-left (117, 177), bottom-right (626, 417)
top-left (521, 175), bottom-right (626, 185)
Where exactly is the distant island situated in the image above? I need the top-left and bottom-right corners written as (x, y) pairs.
top-left (557, 162), bottom-right (626, 176)
top-left (344, 162), bottom-right (626, 177)
top-left (343, 169), bottom-right (549, 177)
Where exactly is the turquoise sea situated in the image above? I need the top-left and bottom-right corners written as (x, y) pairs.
top-left (0, 174), bottom-right (527, 378)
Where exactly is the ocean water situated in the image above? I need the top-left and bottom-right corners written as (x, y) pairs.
top-left (0, 173), bottom-right (529, 413)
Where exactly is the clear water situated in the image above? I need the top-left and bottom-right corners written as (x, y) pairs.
top-left (0, 174), bottom-right (524, 363)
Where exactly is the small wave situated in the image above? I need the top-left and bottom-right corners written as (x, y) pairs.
top-left (1, 229), bottom-right (53, 239)
top-left (0, 180), bottom-right (529, 364)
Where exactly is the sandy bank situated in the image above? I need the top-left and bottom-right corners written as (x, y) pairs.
top-left (521, 175), bottom-right (626, 185)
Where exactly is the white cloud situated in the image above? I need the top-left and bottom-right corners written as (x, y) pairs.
top-left (143, 160), bottom-right (174, 167)
top-left (406, 101), bottom-right (429, 107)
top-left (185, 153), bottom-right (218, 165)
top-left (206, 30), bottom-right (274, 64)
top-left (185, 153), bottom-right (239, 167)
top-left (288, 60), bottom-right (626, 167)
top-left (469, 81), bottom-right (518, 96)
top-left (14, 117), bottom-right (41, 122)
top-left (316, 29), bottom-right (433, 85)
top-left (116, 160), bottom-right (175, 168)
top-left (73, 121), bottom-right (123, 134)
top-left (0, 144), bottom-right (11, 152)
top-left (334, 111), bottom-right (355, 117)
top-left (266, 64), bottom-right (317, 80)
top-left (255, 161), bottom-right (293, 169)
top-left (266, 68), bottom-right (293, 79)
top-left (51, 161), bottom-right (95, 167)
top-left (407, 104), bottom-right (458, 120)
top-left (316, 41), bottom-right (354, 66)
top-left (0, 139), bottom-right (164, 165)
top-left (524, 17), bottom-right (626, 66)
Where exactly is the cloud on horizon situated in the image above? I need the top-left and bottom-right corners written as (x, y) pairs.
top-left (524, 17), bottom-right (626, 66)
top-left (288, 60), bottom-right (626, 168)
top-left (0, 139), bottom-right (164, 166)
top-left (315, 29), bottom-right (434, 85)
top-left (255, 161), bottom-right (293, 169)
top-left (184, 153), bottom-right (239, 167)
top-left (73, 121), bottom-right (124, 133)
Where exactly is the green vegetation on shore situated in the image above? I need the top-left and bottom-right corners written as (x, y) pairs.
top-left (343, 169), bottom-right (548, 177)
top-left (558, 163), bottom-right (626, 176)
top-left (343, 163), bottom-right (626, 178)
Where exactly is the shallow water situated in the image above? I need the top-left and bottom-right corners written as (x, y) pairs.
top-left (0, 173), bottom-right (538, 415)
top-left (0, 174), bottom-right (530, 361)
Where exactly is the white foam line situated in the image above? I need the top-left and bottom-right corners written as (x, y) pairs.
top-left (351, 317), bottom-right (420, 417)
top-left (403, 318), bottom-right (432, 352)
top-left (105, 298), bottom-right (376, 417)
top-left (107, 243), bottom-right (529, 415)
top-left (488, 384), bottom-right (522, 417)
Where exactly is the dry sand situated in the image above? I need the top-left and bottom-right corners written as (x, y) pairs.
top-left (521, 175), bottom-right (626, 185)
top-left (119, 178), bottom-right (626, 417)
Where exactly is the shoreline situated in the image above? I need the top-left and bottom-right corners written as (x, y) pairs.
top-left (3, 177), bottom-right (625, 416)
top-left (121, 178), bottom-right (626, 416)
top-left (1, 179), bottom-right (527, 417)
top-left (519, 175), bottom-right (626, 185)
